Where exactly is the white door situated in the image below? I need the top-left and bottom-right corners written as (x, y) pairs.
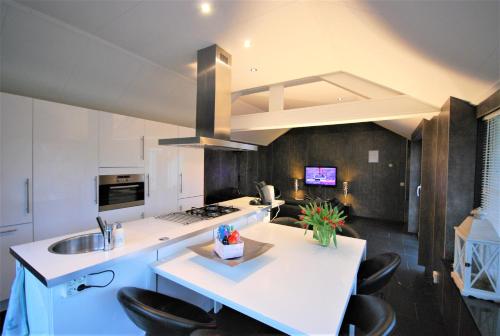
top-left (144, 121), bottom-right (179, 217)
top-left (99, 112), bottom-right (145, 168)
top-left (0, 93), bottom-right (33, 227)
top-left (178, 127), bottom-right (204, 199)
top-left (0, 223), bottom-right (33, 301)
top-left (178, 196), bottom-right (204, 211)
top-left (34, 100), bottom-right (99, 240)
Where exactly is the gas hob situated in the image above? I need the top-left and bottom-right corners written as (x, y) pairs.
top-left (156, 204), bottom-right (240, 225)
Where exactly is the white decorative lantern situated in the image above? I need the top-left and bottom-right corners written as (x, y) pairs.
top-left (452, 212), bottom-right (500, 302)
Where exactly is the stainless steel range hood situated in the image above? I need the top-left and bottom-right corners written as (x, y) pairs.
top-left (159, 45), bottom-right (257, 151)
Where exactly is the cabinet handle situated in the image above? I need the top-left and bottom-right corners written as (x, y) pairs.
top-left (147, 174), bottom-right (150, 197)
top-left (141, 136), bottom-right (145, 160)
top-left (0, 228), bottom-right (17, 235)
top-left (180, 173), bottom-right (183, 193)
top-left (109, 184), bottom-right (140, 190)
top-left (94, 176), bottom-right (98, 204)
top-left (26, 178), bottom-right (30, 214)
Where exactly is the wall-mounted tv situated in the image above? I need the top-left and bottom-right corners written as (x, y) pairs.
top-left (304, 166), bottom-right (337, 187)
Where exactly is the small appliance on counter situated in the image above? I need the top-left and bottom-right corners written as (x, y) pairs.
top-left (156, 204), bottom-right (240, 225)
top-left (250, 181), bottom-right (279, 205)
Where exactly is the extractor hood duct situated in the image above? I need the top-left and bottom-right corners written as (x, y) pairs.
top-left (159, 45), bottom-right (258, 151)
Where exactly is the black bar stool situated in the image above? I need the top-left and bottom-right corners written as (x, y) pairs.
top-left (340, 294), bottom-right (396, 336)
top-left (117, 287), bottom-right (216, 336)
top-left (357, 253), bottom-right (401, 295)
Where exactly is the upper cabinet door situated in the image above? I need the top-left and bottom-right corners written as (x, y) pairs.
top-left (33, 100), bottom-right (99, 241)
top-left (0, 93), bottom-right (33, 227)
top-left (99, 112), bottom-right (145, 168)
top-left (177, 127), bottom-right (204, 199)
top-left (144, 121), bottom-right (179, 217)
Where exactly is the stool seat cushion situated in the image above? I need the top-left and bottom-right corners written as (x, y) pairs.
top-left (117, 287), bottom-right (216, 336)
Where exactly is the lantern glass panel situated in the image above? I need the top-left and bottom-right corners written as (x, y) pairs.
top-left (470, 243), bottom-right (499, 292)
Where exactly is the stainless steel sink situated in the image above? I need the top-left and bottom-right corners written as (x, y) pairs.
top-left (48, 233), bottom-right (104, 254)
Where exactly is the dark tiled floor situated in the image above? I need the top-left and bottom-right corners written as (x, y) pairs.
top-left (215, 216), bottom-right (447, 335)
top-left (348, 217), bottom-right (446, 336)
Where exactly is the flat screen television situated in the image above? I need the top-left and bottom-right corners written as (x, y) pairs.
top-left (304, 166), bottom-right (337, 187)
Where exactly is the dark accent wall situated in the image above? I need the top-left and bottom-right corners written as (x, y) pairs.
top-left (435, 98), bottom-right (477, 263)
top-left (418, 118), bottom-right (438, 270)
top-left (204, 148), bottom-right (268, 199)
top-left (416, 97), bottom-right (477, 272)
top-left (205, 122), bottom-right (408, 222)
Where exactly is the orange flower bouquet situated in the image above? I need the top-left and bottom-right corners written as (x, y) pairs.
top-left (297, 202), bottom-right (346, 247)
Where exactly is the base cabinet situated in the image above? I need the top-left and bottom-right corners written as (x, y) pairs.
top-left (0, 223), bottom-right (33, 301)
top-left (98, 206), bottom-right (144, 224)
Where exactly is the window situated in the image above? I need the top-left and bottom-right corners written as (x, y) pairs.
top-left (482, 112), bottom-right (500, 234)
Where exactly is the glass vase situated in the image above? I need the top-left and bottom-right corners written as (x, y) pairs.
top-left (317, 226), bottom-right (335, 247)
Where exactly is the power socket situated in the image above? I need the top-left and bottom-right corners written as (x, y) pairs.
top-left (65, 276), bottom-right (87, 297)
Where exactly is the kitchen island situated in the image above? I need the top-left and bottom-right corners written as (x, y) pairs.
top-left (9, 197), bottom-right (365, 335)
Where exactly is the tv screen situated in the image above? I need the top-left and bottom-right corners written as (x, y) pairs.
top-left (304, 166), bottom-right (337, 186)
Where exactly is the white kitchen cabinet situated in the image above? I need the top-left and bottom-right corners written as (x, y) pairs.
top-left (0, 223), bottom-right (33, 301)
top-left (178, 196), bottom-right (204, 211)
top-left (144, 121), bottom-right (179, 217)
top-left (178, 126), bottom-right (195, 137)
top-left (0, 93), bottom-right (33, 227)
top-left (98, 206), bottom-right (144, 224)
top-left (178, 147), bottom-right (204, 199)
top-left (99, 112), bottom-right (145, 168)
top-left (33, 100), bottom-right (99, 240)
top-left (178, 127), bottom-right (204, 199)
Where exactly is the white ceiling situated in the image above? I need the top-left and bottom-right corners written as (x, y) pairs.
top-left (1, 0), bottom-right (499, 137)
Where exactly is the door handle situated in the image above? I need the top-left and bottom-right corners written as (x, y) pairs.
top-left (94, 176), bottom-right (98, 204)
top-left (147, 174), bottom-right (150, 197)
top-left (0, 228), bottom-right (17, 235)
top-left (180, 173), bottom-right (183, 193)
top-left (141, 136), bottom-right (145, 160)
top-left (417, 185), bottom-right (421, 197)
top-left (26, 178), bottom-right (30, 214)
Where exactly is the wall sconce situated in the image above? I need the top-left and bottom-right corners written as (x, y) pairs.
top-left (343, 181), bottom-right (350, 205)
top-left (293, 178), bottom-right (304, 201)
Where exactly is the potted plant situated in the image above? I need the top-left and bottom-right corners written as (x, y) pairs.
top-left (297, 202), bottom-right (346, 247)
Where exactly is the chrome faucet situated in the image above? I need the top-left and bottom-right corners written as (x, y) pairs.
top-left (103, 222), bottom-right (115, 251)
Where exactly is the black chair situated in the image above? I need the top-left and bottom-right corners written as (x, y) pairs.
top-left (117, 287), bottom-right (216, 336)
top-left (337, 224), bottom-right (361, 239)
top-left (340, 294), bottom-right (396, 336)
top-left (357, 253), bottom-right (401, 295)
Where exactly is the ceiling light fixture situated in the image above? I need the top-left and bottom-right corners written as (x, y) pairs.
top-left (244, 39), bottom-right (252, 48)
top-left (337, 97), bottom-right (343, 102)
top-left (250, 67), bottom-right (258, 72)
top-left (200, 2), bottom-right (212, 15)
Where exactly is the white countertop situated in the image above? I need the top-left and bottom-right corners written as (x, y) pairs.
top-left (153, 221), bottom-right (366, 336)
top-left (10, 197), bottom-right (284, 287)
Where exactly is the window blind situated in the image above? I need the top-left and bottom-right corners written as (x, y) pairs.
top-left (482, 112), bottom-right (500, 234)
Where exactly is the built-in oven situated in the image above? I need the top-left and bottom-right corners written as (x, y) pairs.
top-left (99, 174), bottom-right (144, 211)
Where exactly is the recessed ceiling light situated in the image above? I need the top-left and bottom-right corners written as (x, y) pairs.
top-left (250, 67), bottom-right (258, 72)
top-left (244, 39), bottom-right (252, 48)
top-left (337, 97), bottom-right (343, 102)
top-left (200, 2), bottom-right (212, 15)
